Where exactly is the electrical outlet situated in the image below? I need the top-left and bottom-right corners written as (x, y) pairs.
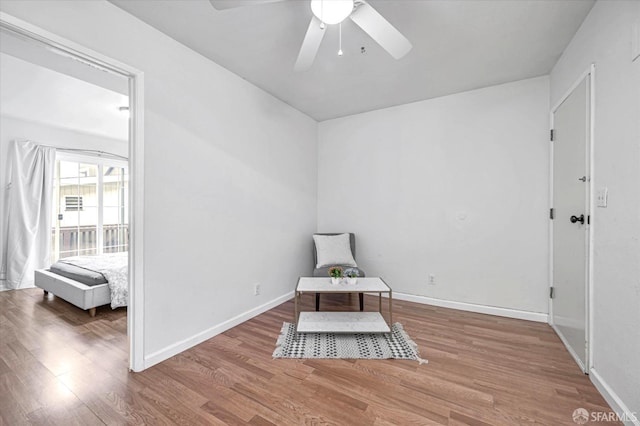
top-left (254, 283), bottom-right (261, 296)
top-left (428, 274), bottom-right (436, 285)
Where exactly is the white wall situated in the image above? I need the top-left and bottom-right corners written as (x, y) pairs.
top-left (0, 115), bottom-right (128, 156)
top-left (0, 115), bottom-right (128, 288)
top-left (318, 76), bottom-right (550, 315)
top-left (0, 1), bottom-right (318, 363)
top-left (550, 1), bottom-right (640, 419)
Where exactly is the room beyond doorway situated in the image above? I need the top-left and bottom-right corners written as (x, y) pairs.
top-left (0, 13), bottom-right (145, 371)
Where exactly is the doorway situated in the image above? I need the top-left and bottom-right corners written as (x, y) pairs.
top-left (0, 13), bottom-right (145, 371)
top-left (549, 66), bottom-right (594, 373)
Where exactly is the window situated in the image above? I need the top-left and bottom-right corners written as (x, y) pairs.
top-left (64, 195), bottom-right (84, 211)
top-left (102, 164), bottom-right (129, 254)
top-left (51, 155), bottom-right (128, 261)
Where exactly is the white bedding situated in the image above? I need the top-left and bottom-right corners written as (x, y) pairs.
top-left (59, 253), bottom-right (128, 309)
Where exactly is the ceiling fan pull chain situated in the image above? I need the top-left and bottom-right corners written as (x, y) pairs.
top-left (338, 23), bottom-right (343, 56)
top-left (320, 0), bottom-right (325, 29)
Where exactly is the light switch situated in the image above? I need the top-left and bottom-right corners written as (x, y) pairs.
top-left (596, 188), bottom-right (608, 207)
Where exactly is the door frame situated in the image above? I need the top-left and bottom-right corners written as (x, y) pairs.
top-left (0, 12), bottom-right (146, 372)
top-left (548, 64), bottom-right (595, 373)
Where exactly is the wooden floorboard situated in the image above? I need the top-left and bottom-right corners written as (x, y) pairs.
top-left (0, 288), bottom-right (619, 425)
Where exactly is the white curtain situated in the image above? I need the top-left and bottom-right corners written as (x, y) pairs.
top-left (2, 140), bottom-right (56, 289)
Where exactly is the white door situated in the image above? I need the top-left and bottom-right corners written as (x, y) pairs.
top-left (551, 75), bottom-right (590, 372)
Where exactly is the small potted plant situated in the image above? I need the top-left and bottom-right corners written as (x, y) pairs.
top-left (344, 268), bottom-right (359, 285)
top-left (328, 266), bottom-right (343, 285)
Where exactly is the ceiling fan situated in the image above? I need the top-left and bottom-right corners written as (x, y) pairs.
top-left (209, 0), bottom-right (412, 72)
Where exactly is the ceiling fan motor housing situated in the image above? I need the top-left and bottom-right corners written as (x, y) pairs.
top-left (310, 0), bottom-right (355, 25)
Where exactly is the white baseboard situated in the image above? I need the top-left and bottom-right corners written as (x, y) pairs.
top-left (550, 323), bottom-right (587, 373)
top-left (393, 292), bottom-right (548, 323)
top-left (590, 368), bottom-right (639, 426)
top-left (144, 291), bottom-right (294, 369)
top-left (143, 291), bottom-right (548, 368)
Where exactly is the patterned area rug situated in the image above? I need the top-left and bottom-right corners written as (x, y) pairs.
top-left (273, 322), bottom-right (427, 364)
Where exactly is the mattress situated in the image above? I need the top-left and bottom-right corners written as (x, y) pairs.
top-left (50, 261), bottom-right (108, 286)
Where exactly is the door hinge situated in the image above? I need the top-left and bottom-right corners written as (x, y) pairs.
top-left (550, 129), bottom-right (555, 141)
top-left (550, 286), bottom-right (555, 299)
top-left (587, 215), bottom-right (590, 225)
top-left (550, 208), bottom-right (554, 219)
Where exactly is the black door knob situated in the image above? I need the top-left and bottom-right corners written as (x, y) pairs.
top-left (570, 214), bottom-right (585, 225)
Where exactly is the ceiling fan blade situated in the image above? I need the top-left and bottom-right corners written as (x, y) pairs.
top-left (294, 17), bottom-right (326, 72)
top-left (349, 2), bottom-right (412, 59)
top-left (209, 0), bottom-right (285, 10)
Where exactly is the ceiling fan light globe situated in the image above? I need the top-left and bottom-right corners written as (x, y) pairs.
top-left (310, 0), bottom-right (354, 25)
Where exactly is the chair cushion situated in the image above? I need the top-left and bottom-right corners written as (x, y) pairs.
top-left (313, 233), bottom-right (357, 268)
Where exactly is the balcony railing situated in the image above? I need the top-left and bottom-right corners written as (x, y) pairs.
top-left (52, 224), bottom-right (128, 259)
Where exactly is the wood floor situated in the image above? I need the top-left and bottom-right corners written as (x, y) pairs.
top-left (0, 288), bottom-right (618, 425)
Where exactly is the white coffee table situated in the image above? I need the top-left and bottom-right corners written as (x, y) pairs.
top-left (294, 277), bottom-right (392, 334)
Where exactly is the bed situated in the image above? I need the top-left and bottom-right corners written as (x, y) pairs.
top-left (35, 252), bottom-right (128, 317)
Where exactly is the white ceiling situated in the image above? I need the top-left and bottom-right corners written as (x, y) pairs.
top-left (0, 52), bottom-right (129, 141)
top-left (110, 0), bottom-right (594, 122)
